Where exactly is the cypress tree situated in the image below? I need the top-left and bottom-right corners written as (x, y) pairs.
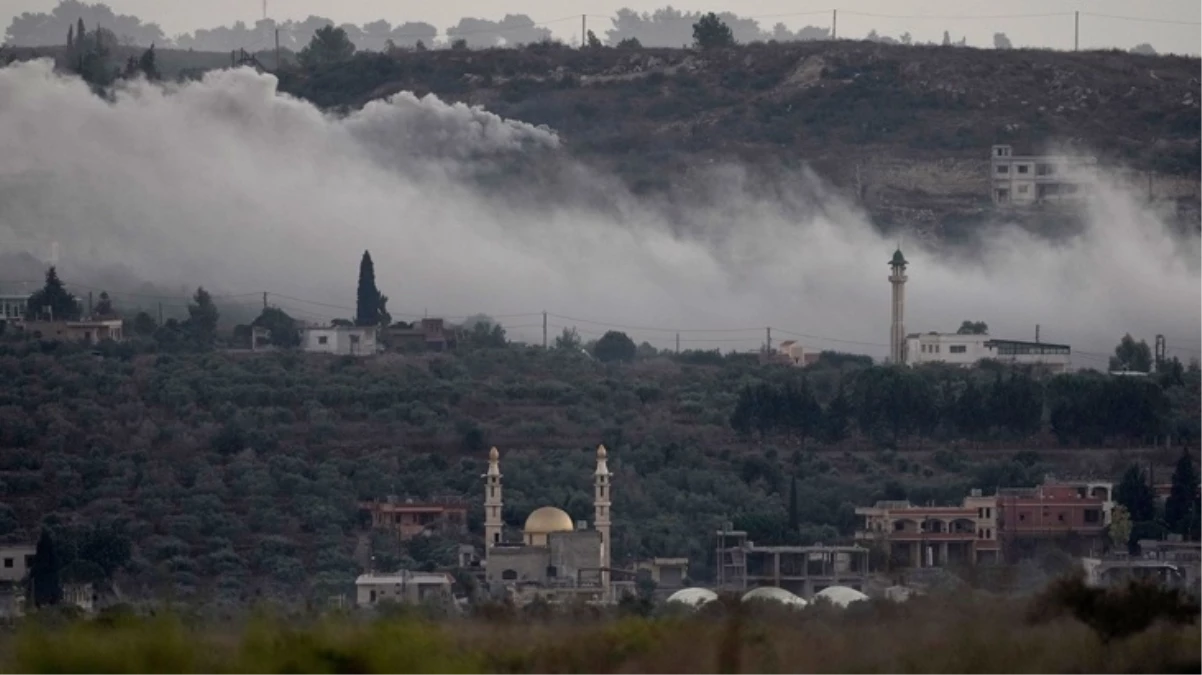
top-left (788, 477), bottom-right (799, 531)
top-left (29, 529), bottom-right (62, 608)
top-left (1165, 449), bottom-right (1199, 537)
top-left (355, 251), bottom-right (381, 326)
top-left (1115, 464), bottom-right (1157, 523)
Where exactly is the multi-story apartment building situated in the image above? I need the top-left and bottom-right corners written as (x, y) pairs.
top-left (855, 490), bottom-right (1001, 568)
top-left (990, 144), bottom-right (1097, 206)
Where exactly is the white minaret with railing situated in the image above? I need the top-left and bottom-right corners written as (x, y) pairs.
top-left (889, 249), bottom-right (908, 365)
top-left (594, 444), bottom-right (612, 599)
top-left (483, 447), bottom-right (503, 558)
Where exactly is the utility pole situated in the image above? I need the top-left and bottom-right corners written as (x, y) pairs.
top-left (542, 311), bottom-right (548, 349)
top-left (263, 292), bottom-right (268, 310)
top-left (832, 10), bottom-right (837, 40)
top-left (231, 49), bottom-right (236, 68)
top-left (1154, 334), bottom-right (1166, 371)
top-left (157, 302), bottom-right (163, 325)
top-left (275, 28), bottom-right (281, 71)
top-left (1035, 324), bottom-right (1040, 343)
top-left (581, 15), bottom-right (586, 47)
top-left (675, 333), bottom-right (680, 354)
top-left (87, 291), bottom-right (93, 317)
top-left (765, 327), bottom-right (772, 353)
top-left (1073, 11), bottom-right (1079, 51)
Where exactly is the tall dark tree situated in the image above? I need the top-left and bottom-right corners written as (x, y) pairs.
top-left (298, 25), bottom-right (356, 68)
top-left (957, 321), bottom-right (988, 335)
top-left (593, 331), bottom-right (637, 363)
top-left (1110, 334), bottom-right (1153, 372)
top-left (1164, 449), bottom-right (1200, 538)
top-left (1115, 464), bottom-right (1157, 523)
top-left (692, 12), bottom-right (734, 49)
top-left (252, 307), bottom-right (299, 348)
top-left (185, 287), bottom-right (219, 348)
top-left (788, 477), bottom-right (799, 531)
top-left (137, 44), bottom-right (159, 80)
top-left (785, 379), bottom-right (822, 444)
top-left (355, 251), bottom-right (389, 327)
top-left (94, 291), bottom-right (115, 317)
top-left (28, 529), bottom-right (62, 608)
top-left (25, 266), bottom-right (80, 321)
top-left (821, 386), bottom-right (852, 444)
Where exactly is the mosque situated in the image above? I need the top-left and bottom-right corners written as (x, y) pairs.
top-left (482, 445), bottom-right (627, 604)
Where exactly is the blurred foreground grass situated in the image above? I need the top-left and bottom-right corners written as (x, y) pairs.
top-left (3, 580), bottom-right (1199, 673)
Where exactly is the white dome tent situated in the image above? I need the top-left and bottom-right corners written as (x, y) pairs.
top-left (741, 586), bottom-right (807, 609)
top-left (815, 586), bottom-right (868, 608)
top-left (665, 587), bottom-right (719, 608)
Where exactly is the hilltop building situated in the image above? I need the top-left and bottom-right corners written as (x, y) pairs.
top-left (483, 446), bottom-right (622, 604)
top-left (22, 319), bottom-right (125, 344)
top-left (299, 324), bottom-right (377, 356)
top-left (0, 293), bottom-right (30, 326)
top-left (904, 332), bottom-right (1072, 372)
top-left (990, 144), bottom-right (1097, 206)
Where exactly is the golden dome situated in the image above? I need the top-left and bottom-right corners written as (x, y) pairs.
top-left (523, 506), bottom-right (575, 534)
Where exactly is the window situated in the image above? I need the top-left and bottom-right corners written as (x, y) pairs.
top-left (370, 590), bottom-right (377, 603)
top-left (1036, 163), bottom-right (1053, 176)
top-left (1017, 185), bottom-right (1029, 194)
top-left (1057, 513), bottom-right (1065, 522)
top-left (2, 558), bottom-right (12, 568)
top-left (1019, 513), bottom-right (1027, 522)
top-left (949, 345), bottom-right (967, 354)
top-left (1084, 509), bottom-right (1100, 524)
top-left (317, 336), bottom-right (328, 345)
top-left (986, 508), bottom-right (992, 518)
top-left (502, 569), bottom-right (518, 581)
top-left (1017, 164), bottom-right (1029, 174)
top-left (350, 334), bottom-right (360, 344)
top-left (996, 164), bottom-right (1009, 174)
top-left (546, 566), bottom-right (558, 578)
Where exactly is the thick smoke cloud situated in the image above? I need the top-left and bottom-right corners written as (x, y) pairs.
top-left (0, 59), bottom-right (1198, 363)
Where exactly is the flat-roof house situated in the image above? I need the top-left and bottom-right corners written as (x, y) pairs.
top-left (299, 324), bottom-right (377, 356)
top-left (355, 571), bottom-right (453, 607)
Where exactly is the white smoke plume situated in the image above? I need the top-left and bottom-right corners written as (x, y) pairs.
top-left (0, 59), bottom-right (1198, 364)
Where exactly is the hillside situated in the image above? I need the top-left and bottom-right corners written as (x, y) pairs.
top-left (0, 332), bottom-right (1197, 605)
top-left (7, 39), bottom-right (1198, 236)
top-left (271, 40), bottom-right (1202, 232)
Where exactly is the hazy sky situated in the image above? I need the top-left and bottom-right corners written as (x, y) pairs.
top-left (3, 0), bottom-right (1200, 53)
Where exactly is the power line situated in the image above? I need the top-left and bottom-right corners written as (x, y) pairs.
top-left (1081, 12), bottom-right (1202, 26)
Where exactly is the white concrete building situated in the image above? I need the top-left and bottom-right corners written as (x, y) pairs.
top-left (905, 333), bottom-right (1071, 372)
top-left (355, 571), bottom-right (453, 607)
top-left (0, 544), bottom-right (35, 584)
top-left (299, 325), bottom-right (377, 356)
top-left (0, 294), bottom-right (30, 324)
top-left (990, 144), bottom-right (1097, 206)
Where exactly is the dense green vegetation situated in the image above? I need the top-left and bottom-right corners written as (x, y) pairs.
top-left (0, 321), bottom-right (1197, 604)
top-left (1, 267), bottom-right (1198, 604)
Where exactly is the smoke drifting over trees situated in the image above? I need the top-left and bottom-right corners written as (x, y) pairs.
top-left (0, 60), bottom-right (1197, 361)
